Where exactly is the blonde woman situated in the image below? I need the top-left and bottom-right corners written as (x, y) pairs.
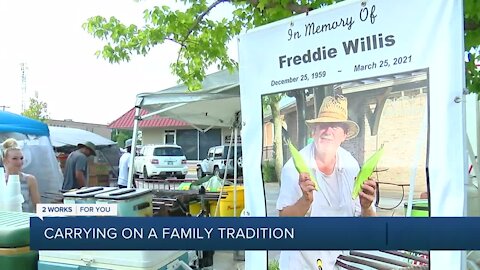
top-left (2, 138), bottom-right (41, 212)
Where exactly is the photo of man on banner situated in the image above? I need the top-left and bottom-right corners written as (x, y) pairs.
top-left (260, 69), bottom-right (431, 268)
top-left (277, 94), bottom-right (377, 217)
top-left (276, 95), bottom-right (376, 270)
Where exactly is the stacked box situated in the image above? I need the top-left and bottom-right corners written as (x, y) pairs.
top-left (404, 199), bottom-right (429, 217)
top-left (94, 188), bottom-right (153, 217)
top-left (63, 186), bottom-right (118, 204)
top-left (0, 211), bottom-right (38, 270)
top-left (40, 188), bottom-right (190, 270)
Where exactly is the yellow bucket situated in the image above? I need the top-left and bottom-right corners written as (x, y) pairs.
top-left (218, 186), bottom-right (244, 217)
top-left (189, 201), bottom-right (218, 216)
top-left (188, 201), bottom-right (202, 216)
top-left (189, 186), bottom-right (245, 217)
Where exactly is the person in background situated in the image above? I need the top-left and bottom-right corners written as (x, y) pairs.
top-left (62, 141), bottom-right (96, 190)
top-left (276, 95), bottom-right (377, 270)
top-left (118, 139), bottom-right (134, 188)
top-left (2, 138), bottom-right (41, 212)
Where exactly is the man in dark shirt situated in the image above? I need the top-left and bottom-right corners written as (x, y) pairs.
top-left (62, 141), bottom-right (96, 190)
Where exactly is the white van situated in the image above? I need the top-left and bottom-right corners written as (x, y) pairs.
top-left (134, 144), bottom-right (188, 179)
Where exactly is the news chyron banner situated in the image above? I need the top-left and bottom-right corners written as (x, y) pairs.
top-left (238, 0), bottom-right (465, 269)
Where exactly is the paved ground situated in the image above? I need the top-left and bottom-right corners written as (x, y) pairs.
top-left (213, 251), bottom-right (245, 270)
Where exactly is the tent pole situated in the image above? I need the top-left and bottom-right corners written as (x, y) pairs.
top-left (127, 106), bottom-right (141, 189)
top-left (233, 126), bottom-right (238, 217)
top-left (215, 128), bottom-right (234, 217)
top-left (476, 97), bottom-right (479, 183)
top-left (141, 103), bottom-right (187, 120)
top-left (223, 132), bottom-right (233, 181)
top-left (197, 130), bottom-right (200, 160)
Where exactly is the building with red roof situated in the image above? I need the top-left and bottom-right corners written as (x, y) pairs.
top-left (108, 107), bottom-right (190, 130)
top-left (108, 69), bottom-right (244, 161)
top-left (108, 107), bottom-right (227, 160)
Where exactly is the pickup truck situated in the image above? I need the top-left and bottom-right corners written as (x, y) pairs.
top-left (134, 144), bottom-right (188, 179)
top-left (196, 145), bottom-right (242, 179)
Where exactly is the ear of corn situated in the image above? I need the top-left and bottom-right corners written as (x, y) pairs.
top-left (287, 139), bottom-right (319, 191)
top-left (352, 145), bottom-right (385, 199)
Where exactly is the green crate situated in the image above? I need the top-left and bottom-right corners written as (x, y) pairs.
top-left (404, 200), bottom-right (429, 217)
top-left (0, 249), bottom-right (38, 270)
top-left (0, 211), bottom-right (34, 247)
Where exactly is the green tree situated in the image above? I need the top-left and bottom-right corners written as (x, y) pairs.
top-left (263, 94), bottom-right (284, 182)
top-left (111, 130), bottom-right (133, 147)
top-left (465, 0), bottom-right (480, 93)
top-left (82, 0), bottom-right (332, 90)
top-left (21, 97), bottom-right (49, 122)
top-left (83, 0), bottom-right (480, 93)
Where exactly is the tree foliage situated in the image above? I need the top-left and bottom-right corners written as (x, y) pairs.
top-left (83, 0), bottom-right (333, 90)
top-left (112, 130), bottom-right (133, 147)
top-left (84, 0), bottom-right (480, 183)
top-left (21, 97), bottom-right (49, 122)
top-left (465, 0), bottom-right (480, 94)
top-left (263, 94), bottom-right (284, 181)
top-left (83, 0), bottom-right (480, 93)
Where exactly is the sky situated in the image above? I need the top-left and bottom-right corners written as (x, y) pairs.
top-left (0, 0), bottom-right (237, 125)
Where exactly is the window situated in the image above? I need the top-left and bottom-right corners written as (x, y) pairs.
top-left (165, 130), bottom-right (176, 144)
top-left (223, 146), bottom-right (242, 159)
top-left (153, 147), bottom-right (184, 157)
top-left (208, 149), bottom-right (214, 158)
top-left (214, 147), bottom-right (223, 159)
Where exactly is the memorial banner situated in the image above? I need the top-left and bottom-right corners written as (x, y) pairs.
top-left (239, 0), bottom-right (465, 269)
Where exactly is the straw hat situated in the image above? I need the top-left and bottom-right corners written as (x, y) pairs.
top-left (305, 95), bottom-right (359, 140)
top-left (78, 141), bottom-right (96, 156)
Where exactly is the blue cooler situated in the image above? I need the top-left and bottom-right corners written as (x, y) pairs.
top-left (63, 187), bottom-right (118, 204)
top-left (94, 188), bottom-right (153, 217)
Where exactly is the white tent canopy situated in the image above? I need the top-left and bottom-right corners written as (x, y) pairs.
top-left (128, 69), bottom-right (241, 188)
top-left (48, 126), bottom-right (116, 148)
top-left (136, 69), bottom-right (240, 129)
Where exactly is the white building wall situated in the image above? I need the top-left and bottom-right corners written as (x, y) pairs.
top-left (141, 128), bottom-right (165, 145)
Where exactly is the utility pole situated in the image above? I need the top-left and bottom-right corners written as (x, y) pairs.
top-left (20, 63), bottom-right (28, 112)
top-left (0, 105), bottom-right (9, 111)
